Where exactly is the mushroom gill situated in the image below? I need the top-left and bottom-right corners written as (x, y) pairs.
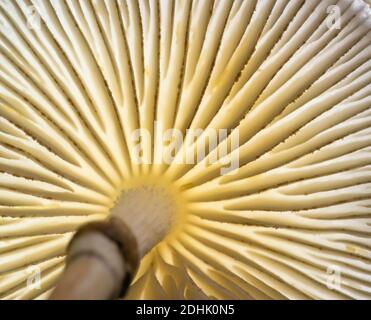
top-left (0, 0), bottom-right (371, 300)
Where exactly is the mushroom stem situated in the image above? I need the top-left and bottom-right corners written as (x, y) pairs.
top-left (50, 187), bottom-right (174, 300)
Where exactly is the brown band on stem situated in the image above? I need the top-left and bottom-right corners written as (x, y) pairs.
top-left (50, 218), bottom-right (140, 300)
top-left (71, 217), bottom-right (140, 279)
top-left (50, 186), bottom-right (174, 299)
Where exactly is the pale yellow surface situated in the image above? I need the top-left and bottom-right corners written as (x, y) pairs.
top-left (0, 0), bottom-right (370, 299)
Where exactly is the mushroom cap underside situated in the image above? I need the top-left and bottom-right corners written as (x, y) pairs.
top-left (0, 0), bottom-right (371, 299)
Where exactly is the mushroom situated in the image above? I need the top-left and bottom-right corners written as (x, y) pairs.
top-left (0, 0), bottom-right (371, 300)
